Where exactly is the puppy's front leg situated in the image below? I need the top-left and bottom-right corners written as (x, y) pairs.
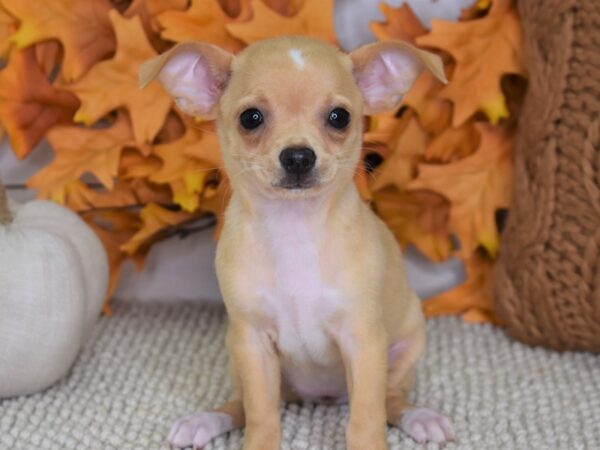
top-left (337, 323), bottom-right (389, 450)
top-left (227, 320), bottom-right (281, 450)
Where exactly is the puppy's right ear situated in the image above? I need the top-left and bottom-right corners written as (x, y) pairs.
top-left (139, 42), bottom-right (233, 120)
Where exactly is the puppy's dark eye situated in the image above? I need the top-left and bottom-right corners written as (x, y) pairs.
top-left (240, 108), bottom-right (263, 130)
top-left (327, 108), bottom-right (350, 130)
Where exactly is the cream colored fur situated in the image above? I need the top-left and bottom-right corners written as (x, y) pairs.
top-left (140, 36), bottom-right (453, 450)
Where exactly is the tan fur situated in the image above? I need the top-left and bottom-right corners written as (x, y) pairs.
top-left (142, 36), bottom-right (453, 449)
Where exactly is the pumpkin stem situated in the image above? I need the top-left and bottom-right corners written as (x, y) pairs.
top-left (0, 179), bottom-right (13, 225)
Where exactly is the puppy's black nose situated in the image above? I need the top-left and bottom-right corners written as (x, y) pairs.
top-left (279, 147), bottom-right (316, 175)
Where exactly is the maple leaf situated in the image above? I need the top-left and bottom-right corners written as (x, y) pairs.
top-left (0, 5), bottom-right (15, 58)
top-left (416, 0), bottom-right (526, 126)
top-left (121, 203), bottom-right (195, 255)
top-left (370, 3), bottom-right (426, 44)
top-left (0, 48), bottom-right (80, 159)
top-left (364, 109), bottom-right (410, 153)
top-left (158, 0), bottom-right (251, 52)
top-left (425, 121), bottom-right (480, 163)
top-left (151, 126), bottom-right (222, 212)
top-left (218, 0), bottom-right (303, 17)
top-left (85, 210), bottom-right (143, 314)
top-left (119, 147), bottom-right (164, 179)
top-left (227, 0), bottom-right (336, 45)
top-left (154, 110), bottom-right (187, 144)
top-left (35, 41), bottom-right (62, 76)
top-left (423, 252), bottom-right (501, 324)
top-left (262, 0), bottom-right (305, 15)
top-left (65, 178), bottom-right (171, 212)
top-left (402, 71), bottom-right (452, 135)
top-left (67, 11), bottom-right (172, 144)
top-left (27, 114), bottom-right (135, 203)
top-left (459, 0), bottom-right (492, 21)
top-left (409, 123), bottom-right (513, 258)
top-left (181, 122), bottom-right (224, 168)
top-left (3, 0), bottom-right (116, 81)
top-left (374, 187), bottom-right (452, 262)
top-left (2, 0), bottom-right (527, 321)
top-left (371, 116), bottom-right (428, 192)
top-left (124, 0), bottom-right (188, 34)
top-left (370, 3), bottom-right (450, 135)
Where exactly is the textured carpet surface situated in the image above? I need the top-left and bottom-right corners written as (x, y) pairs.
top-left (1, 301), bottom-right (599, 450)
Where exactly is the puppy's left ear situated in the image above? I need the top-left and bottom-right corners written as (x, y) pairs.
top-left (139, 42), bottom-right (234, 119)
top-left (350, 41), bottom-right (447, 114)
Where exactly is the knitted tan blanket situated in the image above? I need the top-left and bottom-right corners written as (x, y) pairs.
top-left (1, 301), bottom-right (599, 449)
top-left (494, 0), bottom-right (600, 351)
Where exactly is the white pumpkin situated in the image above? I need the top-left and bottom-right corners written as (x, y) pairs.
top-left (0, 182), bottom-right (109, 397)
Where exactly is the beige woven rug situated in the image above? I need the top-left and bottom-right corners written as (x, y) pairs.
top-left (1, 301), bottom-right (599, 450)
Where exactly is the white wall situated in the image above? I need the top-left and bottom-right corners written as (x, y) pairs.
top-left (0, 0), bottom-right (473, 302)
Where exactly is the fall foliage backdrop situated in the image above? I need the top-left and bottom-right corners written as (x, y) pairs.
top-left (0, 0), bottom-right (526, 320)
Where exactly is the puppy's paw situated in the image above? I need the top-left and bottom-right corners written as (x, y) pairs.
top-left (168, 411), bottom-right (233, 449)
top-left (399, 408), bottom-right (455, 444)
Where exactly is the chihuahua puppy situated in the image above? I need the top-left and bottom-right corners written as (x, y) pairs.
top-left (140, 36), bottom-right (453, 450)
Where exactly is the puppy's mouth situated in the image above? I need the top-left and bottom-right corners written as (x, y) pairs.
top-left (274, 173), bottom-right (319, 190)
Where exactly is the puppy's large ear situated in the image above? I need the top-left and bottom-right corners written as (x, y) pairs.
top-left (139, 42), bottom-right (233, 119)
top-left (350, 41), bottom-right (447, 114)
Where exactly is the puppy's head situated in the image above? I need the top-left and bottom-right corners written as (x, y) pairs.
top-left (140, 37), bottom-right (446, 200)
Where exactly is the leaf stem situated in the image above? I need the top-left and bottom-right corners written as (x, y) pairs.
top-left (0, 180), bottom-right (13, 225)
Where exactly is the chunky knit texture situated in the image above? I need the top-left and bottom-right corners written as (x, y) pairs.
top-left (1, 301), bottom-right (599, 449)
top-left (494, 0), bottom-right (600, 351)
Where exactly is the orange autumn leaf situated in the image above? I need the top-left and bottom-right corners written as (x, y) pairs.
top-left (67, 11), bottom-right (173, 144)
top-left (410, 123), bottom-right (513, 258)
top-left (218, 0), bottom-right (303, 17)
top-left (364, 109), bottom-right (411, 154)
top-left (416, 0), bottom-right (526, 125)
top-left (182, 122), bottom-right (224, 168)
top-left (370, 3), bottom-right (426, 44)
top-left (154, 111), bottom-right (187, 144)
top-left (1, 0), bottom-right (527, 321)
top-left (65, 178), bottom-right (171, 212)
top-left (374, 188), bottom-right (452, 262)
top-left (0, 48), bottom-right (79, 159)
top-left (151, 126), bottom-right (222, 212)
top-left (262, 0), bottom-right (305, 15)
top-left (85, 211), bottom-right (143, 313)
top-left (124, 0), bottom-right (188, 34)
top-left (370, 3), bottom-right (450, 135)
top-left (423, 252), bottom-right (501, 324)
top-left (28, 115), bottom-right (135, 203)
top-left (3, 0), bottom-right (115, 81)
top-left (218, 0), bottom-right (245, 17)
top-left (402, 71), bottom-right (452, 135)
top-left (119, 148), bottom-right (164, 179)
top-left (0, 5), bottom-right (15, 58)
top-left (425, 121), bottom-right (480, 163)
top-left (35, 41), bottom-right (62, 76)
top-left (121, 203), bottom-right (195, 255)
top-left (371, 116), bottom-right (428, 192)
top-left (158, 0), bottom-right (251, 52)
top-left (227, 0), bottom-right (336, 45)
top-left (459, 0), bottom-right (492, 21)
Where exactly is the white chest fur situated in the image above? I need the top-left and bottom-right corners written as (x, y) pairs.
top-left (254, 200), bottom-right (343, 367)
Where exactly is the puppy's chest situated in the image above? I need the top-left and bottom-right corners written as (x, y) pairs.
top-left (255, 214), bottom-right (343, 363)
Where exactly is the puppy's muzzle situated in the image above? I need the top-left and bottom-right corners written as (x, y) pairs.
top-left (278, 147), bottom-right (317, 189)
